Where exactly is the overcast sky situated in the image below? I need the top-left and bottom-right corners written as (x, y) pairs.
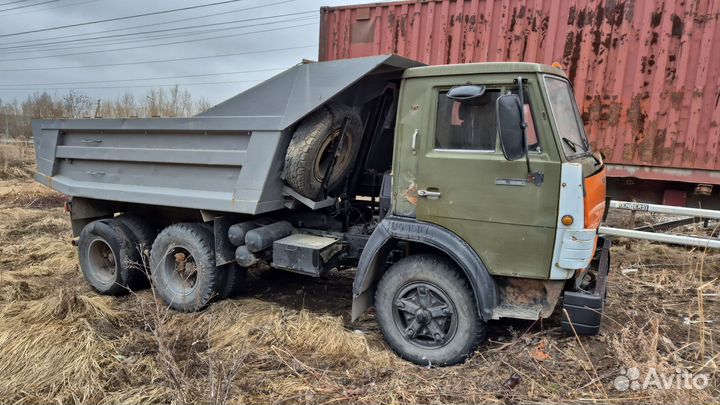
top-left (0, 0), bottom-right (392, 105)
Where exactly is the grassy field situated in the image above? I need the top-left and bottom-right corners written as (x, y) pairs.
top-left (0, 143), bottom-right (718, 404)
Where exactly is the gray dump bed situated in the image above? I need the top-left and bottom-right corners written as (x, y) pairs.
top-left (32, 55), bottom-right (421, 214)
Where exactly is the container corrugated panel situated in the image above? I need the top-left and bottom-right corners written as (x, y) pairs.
top-left (319, 0), bottom-right (720, 180)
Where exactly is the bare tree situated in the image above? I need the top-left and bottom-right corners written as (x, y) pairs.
top-left (22, 92), bottom-right (63, 119)
top-left (62, 91), bottom-right (94, 118)
top-left (195, 97), bottom-right (213, 114)
top-left (2, 87), bottom-right (210, 139)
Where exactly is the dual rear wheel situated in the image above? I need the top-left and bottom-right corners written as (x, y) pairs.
top-left (78, 218), bottom-right (146, 296)
top-left (78, 219), bottom-right (246, 311)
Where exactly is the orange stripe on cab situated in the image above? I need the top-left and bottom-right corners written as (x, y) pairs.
top-left (584, 167), bottom-right (607, 229)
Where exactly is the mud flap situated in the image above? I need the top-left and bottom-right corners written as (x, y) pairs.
top-left (561, 237), bottom-right (611, 335)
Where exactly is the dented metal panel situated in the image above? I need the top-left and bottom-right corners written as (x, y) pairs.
top-left (320, 0), bottom-right (720, 180)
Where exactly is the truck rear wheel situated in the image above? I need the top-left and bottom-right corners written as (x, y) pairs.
top-left (116, 214), bottom-right (157, 287)
top-left (150, 223), bottom-right (220, 312)
top-left (78, 218), bottom-right (144, 296)
top-left (217, 262), bottom-right (248, 299)
top-left (116, 214), bottom-right (157, 258)
top-left (284, 103), bottom-right (362, 199)
top-left (374, 254), bottom-right (486, 366)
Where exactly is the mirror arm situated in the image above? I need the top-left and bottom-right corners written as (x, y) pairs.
top-left (516, 76), bottom-right (543, 187)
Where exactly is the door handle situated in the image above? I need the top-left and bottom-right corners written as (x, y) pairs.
top-left (417, 189), bottom-right (441, 199)
top-left (411, 129), bottom-right (419, 155)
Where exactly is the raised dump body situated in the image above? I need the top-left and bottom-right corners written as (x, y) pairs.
top-left (32, 55), bottom-right (421, 214)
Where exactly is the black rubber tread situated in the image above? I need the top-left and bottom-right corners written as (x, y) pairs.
top-left (217, 262), bottom-right (248, 299)
top-left (195, 222), bottom-right (247, 300)
top-left (284, 102), bottom-right (363, 199)
top-left (374, 254), bottom-right (486, 366)
top-left (116, 214), bottom-right (157, 257)
top-left (78, 218), bottom-right (144, 296)
top-left (149, 223), bottom-right (220, 312)
top-left (116, 214), bottom-right (157, 288)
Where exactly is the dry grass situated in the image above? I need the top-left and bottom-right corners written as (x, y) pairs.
top-left (0, 142), bottom-right (34, 180)
top-left (0, 152), bottom-right (717, 404)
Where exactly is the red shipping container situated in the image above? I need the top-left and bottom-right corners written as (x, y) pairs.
top-left (319, 0), bottom-right (720, 188)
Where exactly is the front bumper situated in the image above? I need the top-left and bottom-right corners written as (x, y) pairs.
top-left (561, 236), bottom-right (611, 335)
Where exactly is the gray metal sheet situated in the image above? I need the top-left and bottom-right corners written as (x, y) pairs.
top-left (32, 54), bottom-right (424, 215)
top-left (198, 54), bottom-right (423, 130)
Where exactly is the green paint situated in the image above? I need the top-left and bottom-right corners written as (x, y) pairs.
top-left (392, 63), bottom-right (585, 279)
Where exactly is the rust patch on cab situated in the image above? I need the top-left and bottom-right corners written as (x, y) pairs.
top-left (495, 277), bottom-right (565, 319)
top-left (404, 181), bottom-right (418, 206)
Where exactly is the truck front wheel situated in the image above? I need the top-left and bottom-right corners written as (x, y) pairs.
top-left (375, 254), bottom-right (486, 366)
top-left (150, 223), bottom-right (220, 312)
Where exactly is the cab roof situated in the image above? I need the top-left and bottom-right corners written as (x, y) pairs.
top-left (402, 61), bottom-right (567, 79)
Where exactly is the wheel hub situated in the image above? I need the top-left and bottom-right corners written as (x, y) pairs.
top-left (313, 128), bottom-right (351, 183)
top-left (393, 282), bottom-right (457, 348)
top-left (415, 308), bottom-right (431, 325)
top-left (163, 247), bottom-right (198, 294)
top-left (87, 237), bottom-right (117, 283)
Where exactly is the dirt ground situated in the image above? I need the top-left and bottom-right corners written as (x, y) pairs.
top-left (0, 146), bottom-right (718, 404)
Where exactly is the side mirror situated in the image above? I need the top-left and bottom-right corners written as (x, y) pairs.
top-left (447, 84), bottom-right (486, 103)
top-left (496, 94), bottom-right (527, 161)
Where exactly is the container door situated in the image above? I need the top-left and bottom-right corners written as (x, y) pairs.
top-left (415, 84), bottom-right (559, 279)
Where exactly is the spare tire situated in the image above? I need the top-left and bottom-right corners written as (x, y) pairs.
top-left (284, 103), bottom-right (362, 199)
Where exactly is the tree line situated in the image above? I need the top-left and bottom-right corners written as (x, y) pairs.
top-left (0, 86), bottom-right (213, 139)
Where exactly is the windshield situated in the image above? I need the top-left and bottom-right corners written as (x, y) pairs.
top-left (544, 76), bottom-right (590, 158)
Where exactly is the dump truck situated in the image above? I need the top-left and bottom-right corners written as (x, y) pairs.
top-left (33, 55), bottom-right (610, 366)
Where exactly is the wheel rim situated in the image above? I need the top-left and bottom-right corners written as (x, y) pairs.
top-left (161, 245), bottom-right (198, 296)
top-left (87, 237), bottom-right (117, 284)
top-left (392, 282), bottom-right (458, 349)
top-left (313, 127), bottom-right (353, 183)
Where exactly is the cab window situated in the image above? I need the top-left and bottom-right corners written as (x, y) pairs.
top-left (435, 89), bottom-right (500, 151)
top-left (544, 76), bottom-right (589, 157)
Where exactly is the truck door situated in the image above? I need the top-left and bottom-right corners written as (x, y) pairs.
top-left (414, 79), bottom-right (560, 279)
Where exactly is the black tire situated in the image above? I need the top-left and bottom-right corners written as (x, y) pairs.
top-left (150, 223), bottom-right (220, 312)
top-left (217, 262), bottom-right (248, 299)
top-left (78, 218), bottom-right (144, 296)
top-left (116, 214), bottom-right (157, 257)
top-left (284, 103), bottom-right (363, 199)
top-left (375, 254), bottom-right (486, 366)
top-left (196, 222), bottom-right (248, 299)
top-left (116, 214), bottom-right (157, 288)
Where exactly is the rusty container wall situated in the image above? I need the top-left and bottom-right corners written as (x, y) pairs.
top-left (319, 0), bottom-right (720, 184)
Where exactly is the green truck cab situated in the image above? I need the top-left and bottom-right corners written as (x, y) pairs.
top-left (352, 61), bottom-right (609, 365)
top-left (32, 55), bottom-right (609, 367)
